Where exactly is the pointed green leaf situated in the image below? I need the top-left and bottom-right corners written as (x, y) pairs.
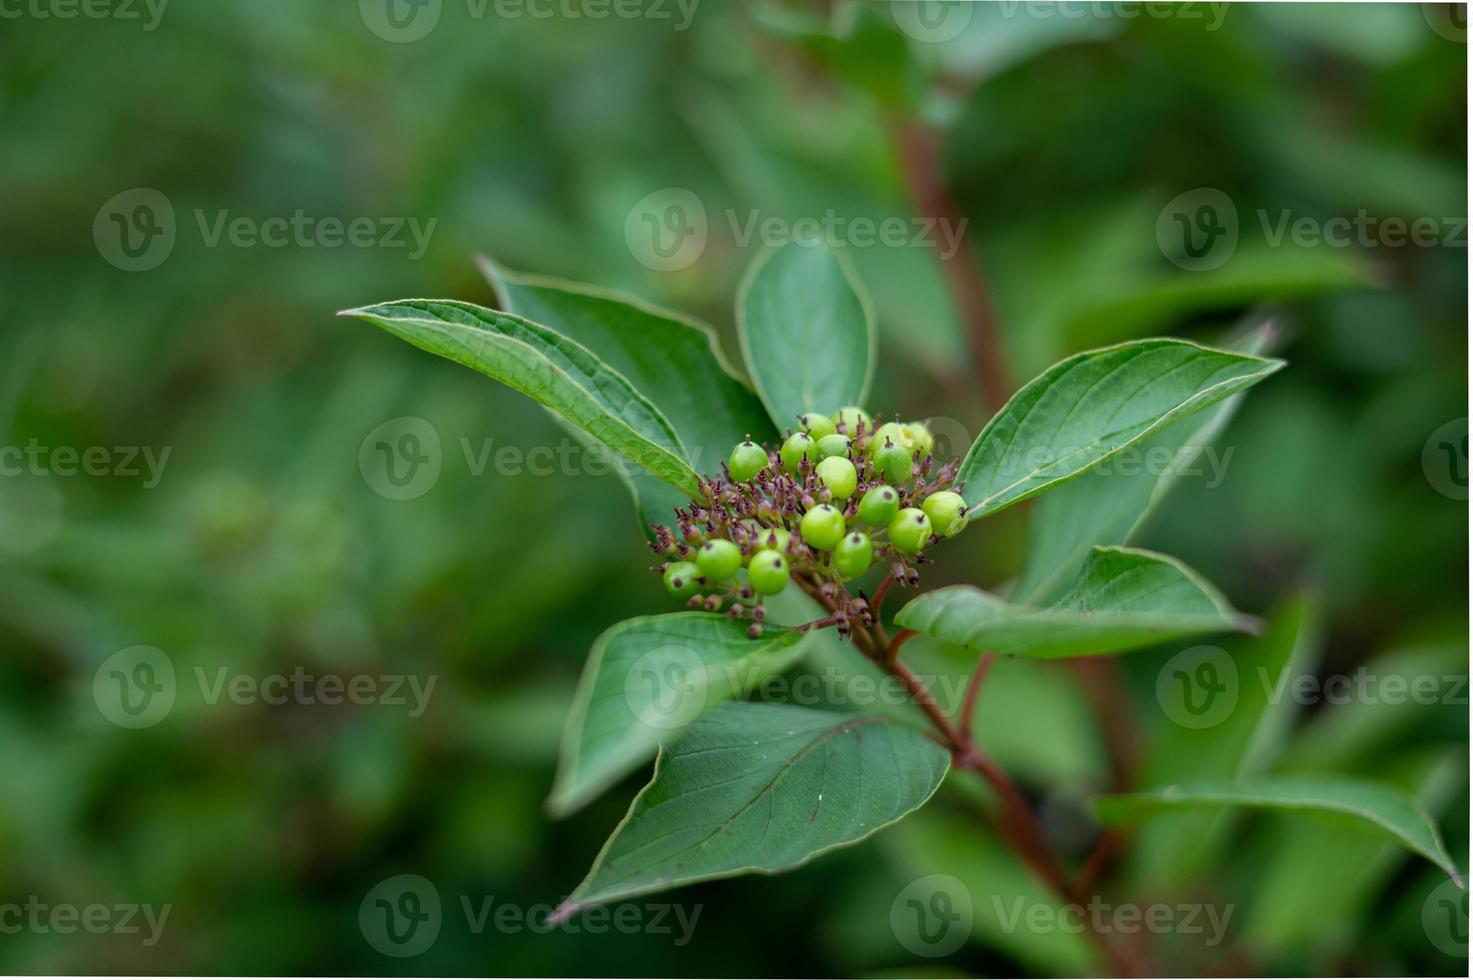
top-left (549, 613), bottom-right (809, 817)
top-left (553, 702), bottom-right (949, 919)
top-left (958, 339), bottom-right (1284, 519)
top-left (736, 242), bottom-right (877, 430)
top-left (1092, 775), bottom-right (1464, 886)
top-left (1014, 323), bottom-right (1277, 603)
top-left (481, 259), bottom-right (776, 473)
top-left (342, 299), bottom-right (702, 497)
top-left (1243, 752), bottom-right (1465, 954)
top-left (895, 546), bottom-right (1253, 660)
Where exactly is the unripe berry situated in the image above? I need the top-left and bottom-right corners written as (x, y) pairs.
top-left (748, 550), bottom-right (791, 596)
top-left (873, 439), bottom-right (914, 484)
top-left (752, 527), bottom-right (791, 554)
top-left (834, 531), bottom-right (873, 579)
top-left (922, 490), bottom-right (969, 537)
top-left (834, 406), bottom-right (872, 435)
top-left (728, 439), bottom-right (768, 482)
top-left (663, 561), bottom-right (700, 599)
top-left (870, 421), bottom-right (912, 455)
top-left (816, 456), bottom-right (858, 500)
top-left (888, 508), bottom-right (933, 554)
top-left (798, 412), bottom-right (838, 442)
top-left (696, 539), bottom-right (743, 582)
top-left (816, 433), bottom-right (852, 459)
top-left (780, 432), bottom-right (820, 474)
top-left (859, 485), bottom-right (900, 526)
top-left (904, 421), bottom-right (935, 458)
top-left (801, 503), bottom-right (846, 551)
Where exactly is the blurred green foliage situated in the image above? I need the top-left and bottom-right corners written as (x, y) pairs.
top-left (0, 1), bottom-right (1465, 975)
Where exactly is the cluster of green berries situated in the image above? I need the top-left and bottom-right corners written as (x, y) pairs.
top-left (652, 407), bottom-right (968, 637)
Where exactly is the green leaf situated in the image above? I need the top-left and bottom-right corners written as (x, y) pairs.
top-left (548, 613), bottom-right (808, 817)
top-left (736, 242), bottom-right (876, 431)
top-left (341, 299), bottom-right (702, 497)
top-left (1092, 775), bottom-right (1464, 886)
top-left (1243, 751), bottom-right (1466, 955)
top-left (480, 258), bottom-right (776, 474)
top-left (895, 545), bottom-right (1253, 660)
top-left (552, 701), bottom-right (949, 919)
top-left (957, 339), bottom-right (1284, 519)
top-left (1014, 322), bottom-right (1277, 604)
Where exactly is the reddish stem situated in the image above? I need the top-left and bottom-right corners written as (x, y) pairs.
top-left (887, 115), bottom-right (1015, 411)
top-left (871, 573), bottom-right (896, 621)
top-left (959, 652), bottom-right (995, 742)
top-left (885, 628), bottom-right (916, 664)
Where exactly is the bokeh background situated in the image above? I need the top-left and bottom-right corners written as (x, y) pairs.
top-left (0, 0), bottom-right (1467, 975)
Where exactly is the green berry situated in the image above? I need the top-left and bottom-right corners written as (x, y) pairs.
top-left (859, 485), bottom-right (900, 526)
top-left (729, 439), bottom-right (768, 482)
top-left (816, 456), bottom-right (858, 500)
top-left (873, 439), bottom-right (914, 484)
top-left (816, 433), bottom-right (852, 459)
top-left (834, 531), bottom-right (873, 579)
top-left (696, 539), bottom-right (743, 582)
top-left (922, 491), bottom-right (969, 537)
top-left (904, 421), bottom-right (934, 458)
top-left (870, 422), bottom-right (912, 455)
top-left (801, 503), bottom-right (846, 551)
top-left (750, 527), bottom-right (790, 555)
top-left (780, 432), bottom-right (820, 474)
top-left (834, 406), bottom-right (872, 435)
top-left (798, 412), bottom-right (838, 441)
top-left (748, 550), bottom-right (791, 596)
top-left (888, 508), bottom-right (933, 554)
top-left (663, 561), bottom-right (700, 599)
